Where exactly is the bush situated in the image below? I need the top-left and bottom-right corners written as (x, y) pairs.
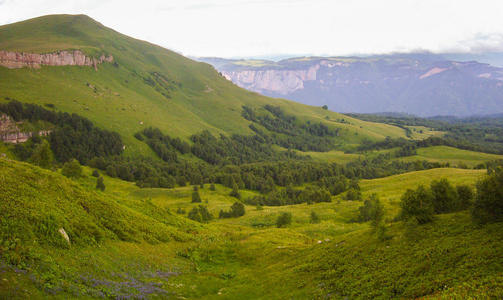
top-left (357, 194), bottom-right (385, 229)
top-left (91, 170), bottom-right (100, 178)
top-left (219, 202), bottom-right (245, 218)
top-left (229, 183), bottom-right (241, 199)
top-left (430, 178), bottom-right (458, 213)
top-left (188, 205), bottom-right (213, 223)
top-left (61, 158), bottom-right (83, 179)
top-left (96, 176), bottom-right (105, 191)
top-left (276, 212), bottom-right (292, 228)
top-left (400, 185), bottom-right (435, 224)
top-left (472, 168), bottom-right (503, 224)
top-left (310, 211), bottom-right (320, 224)
top-left (29, 139), bottom-right (53, 169)
top-left (192, 191), bottom-right (202, 203)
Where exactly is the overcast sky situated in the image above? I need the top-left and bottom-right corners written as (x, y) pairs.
top-left (1, 0), bottom-right (502, 59)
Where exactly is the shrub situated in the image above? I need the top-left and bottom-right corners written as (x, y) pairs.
top-left (357, 194), bottom-right (385, 229)
top-left (219, 202), bottom-right (245, 218)
top-left (400, 185), bottom-right (435, 224)
top-left (96, 176), bottom-right (105, 191)
top-left (430, 178), bottom-right (458, 213)
top-left (229, 183), bottom-right (241, 199)
top-left (310, 211), bottom-right (320, 224)
top-left (29, 139), bottom-right (53, 169)
top-left (276, 212), bottom-right (292, 228)
top-left (192, 191), bottom-right (202, 203)
top-left (91, 170), bottom-right (100, 178)
top-left (188, 205), bottom-right (213, 223)
top-left (472, 168), bottom-right (503, 224)
top-left (61, 158), bottom-right (83, 179)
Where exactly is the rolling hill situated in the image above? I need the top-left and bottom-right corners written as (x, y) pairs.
top-left (0, 14), bottom-right (418, 158)
top-left (1, 14), bottom-right (503, 300)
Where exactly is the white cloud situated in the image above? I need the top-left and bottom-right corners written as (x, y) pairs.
top-left (1, 0), bottom-right (503, 58)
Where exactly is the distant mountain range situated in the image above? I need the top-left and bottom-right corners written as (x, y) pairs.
top-left (195, 54), bottom-right (503, 117)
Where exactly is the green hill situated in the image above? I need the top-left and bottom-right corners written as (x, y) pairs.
top-left (1, 14), bottom-right (503, 300)
top-left (0, 14), bottom-right (416, 157)
top-left (1, 157), bottom-right (502, 299)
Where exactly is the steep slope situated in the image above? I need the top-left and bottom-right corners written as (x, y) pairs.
top-left (197, 55), bottom-right (503, 117)
top-left (0, 15), bottom-right (417, 158)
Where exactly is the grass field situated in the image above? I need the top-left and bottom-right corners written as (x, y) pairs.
top-left (398, 146), bottom-right (502, 168)
top-left (2, 157), bottom-right (502, 299)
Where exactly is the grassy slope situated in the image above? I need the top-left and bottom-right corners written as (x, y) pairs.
top-left (0, 14), bottom-right (416, 158)
top-left (1, 159), bottom-right (502, 299)
top-left (398, 145), bottom-right (502, 168)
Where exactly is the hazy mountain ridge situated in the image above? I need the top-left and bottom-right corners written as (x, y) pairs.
top-left (196, 55), bottom-right (503, 117)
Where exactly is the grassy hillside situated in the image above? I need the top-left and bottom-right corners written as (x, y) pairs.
top-left (1, 14), bottom-right (502, 300)
top-left (1, 158), bottom-right (502, 299)
top-left (398, 145), bottom-right (502, 168)
top-left (0, 15), bottom-right (418, 157)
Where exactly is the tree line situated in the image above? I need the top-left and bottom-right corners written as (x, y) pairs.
top-left (242, 105), bottom-right (339, 152)
top-left (1, 99), bottom-right (123, 164)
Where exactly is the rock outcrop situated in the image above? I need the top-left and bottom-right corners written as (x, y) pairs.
top-left (198, 55), bottom-right (503, 117)
top-left (0, 115), bottom-right (50, 143)
top-left (222, 64), bottom-right (319, 95)
top-left (0, 50), bottom-right (113, 70)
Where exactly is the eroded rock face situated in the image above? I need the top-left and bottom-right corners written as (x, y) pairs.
top-left (0, 115), bottom-right (50, 143)
top-left (0, 50), bottom-right (113, 70)
top-left (222, 64), bottom-right (319, 95)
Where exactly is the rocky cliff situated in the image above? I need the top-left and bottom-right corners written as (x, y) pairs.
top-left (198, 55), bottom-right (503, 117)
top-left (222, 64), bottom-right (319, 95)
top-left (0, 115), bottom-right (50, 143)
top-left (0, 50), bottom-right (113, 70)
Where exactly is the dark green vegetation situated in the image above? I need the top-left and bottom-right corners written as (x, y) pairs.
top-left (348, 113), bottom-right (503, 155)
top-left (1, 14), bottom-right (503, 299)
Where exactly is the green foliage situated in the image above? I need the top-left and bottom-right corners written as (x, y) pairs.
top-left (219, 202), bottom-right (246, 219)
top-left (472, 168), bottom-right (503, 224)
top-left (245, 186), bottom-right (331, 207)
top-left (229, 183), bottom-right (241, 199)
top-left (243, 105), bottom-right (339, 152)
top-left (188, 205), bottom-right (213, 223)
top-left (0, 100), bottom-right (123, 164)
top-left (456, 184), bottom-right (474, 210)
top-left (430, 178), bottom-right (458, 214)
top-left (344, 188), bottom-right (362, 201)
top-left (61, 158), bottom-right (83, 179)
top-left (29, 139), bottom-right (53, 169)
top-left (356, 194), bottom-right (385, 230)
top-left (91, 169), bottom-right (100, 177)
top-left (400, 185), bottom-right (435, 224)
top-left (191, 190), bottom-right (202, 203)
top-left (276, 212), bottom-right (292, 228)
top-left (210, 182), bottom-right (216, 191)
top-left (96, 176), bottom-right (105, 191)
top-left (309, 211), bottom-right (320, 224)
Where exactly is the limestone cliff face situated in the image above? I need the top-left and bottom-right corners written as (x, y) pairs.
top-left (0, 115), bottom-right (50, 143)
top-left (0, 50), bottom-right (113, 70)
top-left (222, 64), bottom-right (319, 95)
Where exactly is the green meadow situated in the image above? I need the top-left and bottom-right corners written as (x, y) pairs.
top-left (1, 14), bottom-right (503, 299)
